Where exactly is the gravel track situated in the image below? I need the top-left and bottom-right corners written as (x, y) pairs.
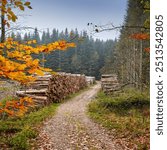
top-left (36, 83), bottom-right (122, 150)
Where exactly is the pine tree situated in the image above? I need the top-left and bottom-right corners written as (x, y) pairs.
top-left (15, 32), bottom-right (22, 41)
top-left (33, 28), bottom-right (40, 43)
top-left (24, 33), bottom-right (29, 41)
top-left (21, 28), bottom-right (116, 79)
top-left (112, 0), bottom-right (149, 89)
top-left (51, 28), bottom-right (58, 42)
top-left (41, 31), bottom-right (46, 43)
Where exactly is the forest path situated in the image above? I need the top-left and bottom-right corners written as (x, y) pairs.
top-left (36, 83), bottom-right (121, 150)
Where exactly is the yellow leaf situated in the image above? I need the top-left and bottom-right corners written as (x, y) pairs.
top-left (18, 64), bottom-right (26, 71)
top-left (24, 2), bottom-right (31, 6)
top-left (41, 67), bottom-right (52, 72)
top-left (32, 40), bottom-right (37, 44)
top-left (35, 69), bottom-right (44, 76)
top-left (19, 5), bottom-right (25, 11)
top-left (11, 14), bottom-right (17, 22)
top-left (15, 1), bottom-right (23, 6)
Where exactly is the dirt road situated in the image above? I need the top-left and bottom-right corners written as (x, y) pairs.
top-left (37, 83), bottom-right (121, 150)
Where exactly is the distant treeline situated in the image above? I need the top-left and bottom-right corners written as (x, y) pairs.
top-left (10, 28), bottom-right (116, 79)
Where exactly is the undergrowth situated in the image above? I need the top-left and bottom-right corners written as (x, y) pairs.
top-left (0, 103), bottom-right (59, 150)
top-left (0, 85), bottom-right (90, 149)
top-left (88, 88), bottom-right (150, 150)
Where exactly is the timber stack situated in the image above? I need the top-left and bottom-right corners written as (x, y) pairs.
top-left (47, 74), bottom-right (87, 103)
top-left (16, 72), bottom-right (89, 106)
top-left (101, 74), bottom-right (120, 94)
top-left (16, 73), bottom-right (52, 106)
top-left (85, 76), bottom-right (95, 85)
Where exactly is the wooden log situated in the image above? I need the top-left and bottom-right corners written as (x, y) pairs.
top-left (16, 89), bottom-right (47, 95)
top-left (35, 78), bottom-right (50, 81)
top-left (101, 81), bottom-right (118, 84)
top-left (101, 74), bottom-right (117, 78)
top-left (30, 84), bottom-right (48, 89)
top-left (16, 92), bottom-right (49, 105)
top-left (101, 78), bottom-right (118, 82)
top-left (29, 81), bottom-right (49, 85)
top-left (86, 76), bottom-right (95, 85)
top-left (47, 74), bottom-right (87, 103)
top-left (101, 74), bottom-right (120, 94)
top-left (103, 85), bottom-right (120, 89)
top-left (16, 92), bottom-right (47, 100)
top-left (36, 75), bottom-right (52, 78)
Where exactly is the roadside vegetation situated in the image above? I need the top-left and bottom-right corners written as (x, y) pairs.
top-left (0, 95), bottom-right (59, 150)
top-left (0, 84), bottom-right (91, 150)
top-left (88, 88), bottom-right (150, 149)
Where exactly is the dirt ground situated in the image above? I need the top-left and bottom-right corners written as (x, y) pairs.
top-left (36, 83), bottom-right (122, 150)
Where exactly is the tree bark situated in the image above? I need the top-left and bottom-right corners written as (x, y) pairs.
top-left (1, 1), bottom-right (6, 43)
top-left (139, 40), bottom-right (143, 91)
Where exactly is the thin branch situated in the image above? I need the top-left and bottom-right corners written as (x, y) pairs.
top-left (5, 26), bottom-right (35, 35)
top-left (87, 23), bottom-right (150, 35)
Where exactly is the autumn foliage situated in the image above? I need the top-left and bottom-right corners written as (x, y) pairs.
top-left (0, 0), bottom-right (75, 84)
top-left (0, 97), bottom-right (33, 118)
top-left (130, 33), bottom-right (149, 40)
top-left (1, 0), bottom-right (32, 28)
top-left (130, 33), bottom-right (150, 52)
top-left (0, 38), bottom-right (75, 117)
top-left (0, 1), bottom-right (76, 118)
top-left (0, 38), bottom-right (76, 84)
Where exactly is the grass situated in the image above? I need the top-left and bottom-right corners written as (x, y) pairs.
top-left (88, 88), bottom-right (150, 150)
top-left (0, 87), bottom-right (10, 91)
top-left (0, 103), bottom-right (59, 150)
top-left (0, 84), bottom-right (91, 149)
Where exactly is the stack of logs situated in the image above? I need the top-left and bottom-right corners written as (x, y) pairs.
top-left (16, 74), bottom-right (52, 106)
top-left (47, 73), bottom-right (87, 103)
top-left (101, 74), bottom-right (120, 94)
top-left (85, 76), bottom-right (95, 85)
top-left (16, 73), bottom-right (89, 106)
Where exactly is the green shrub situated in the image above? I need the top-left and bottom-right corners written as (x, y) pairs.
top-left (92, 89), bottom-right (149, 115)
top-left (88, 88), bottom-right (150, 149)
top-left (9, 126), bottom-right (37, 150)
top-left (0, 103), bottom-right (59, 149)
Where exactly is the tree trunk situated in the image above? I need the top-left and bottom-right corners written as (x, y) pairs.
top-left (139, 40), bottom-right (143, 91)
top-left (1, 4), bottom-right (5, 43)
top-left (42, 53), bottom-right (45, 67)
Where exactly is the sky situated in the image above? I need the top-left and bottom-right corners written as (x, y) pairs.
top-left (17, 0), bottom-right (127, 41)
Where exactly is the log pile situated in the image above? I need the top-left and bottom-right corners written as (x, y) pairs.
top-left (85, 76), bottom-right (95, 85)
top-left (101, 74), bottom-right (120, 94)
top-left (28, 75), bottom-right (51, 89)
top-left (16, 75), bottom-right (52, 106)
top-left (16, 73), bottom-right (89, 106)
top-left (47, 74), bottom-right (87, 103)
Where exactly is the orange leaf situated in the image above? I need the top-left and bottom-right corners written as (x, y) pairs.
top-left (4, 108), bottom-right (14, 116)
top-left (130, 33), bottom-right (150, 40)
top-left (144, 47), bottom-right (150, 52)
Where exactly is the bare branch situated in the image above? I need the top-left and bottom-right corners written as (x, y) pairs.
top-left (87, 23), bottom-right (150, 35)
top-left (5, 26), bottom-right (35, 36)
